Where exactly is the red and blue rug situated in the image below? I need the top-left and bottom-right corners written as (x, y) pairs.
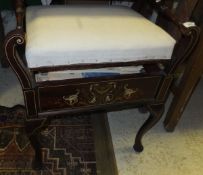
top-left (0, 106), bottom-right (97, 175)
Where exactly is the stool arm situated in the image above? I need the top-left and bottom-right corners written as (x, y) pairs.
top-left (147, 0), bottom-right (201, 73)
top-left (168, 26), bottom-right (200, 74)
top-left (4, 29), bottom-right (34, 89)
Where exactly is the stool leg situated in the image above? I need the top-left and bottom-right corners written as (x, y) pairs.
top-left (28, 130), bottom-right (43, 170)
top-left (133, 104), bottom-right (164, 152)
top-left (25, 119), bottom-right (50, 170)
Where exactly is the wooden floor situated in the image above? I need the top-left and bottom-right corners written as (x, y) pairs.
top-left (92, 112), bottom-right (118, 175)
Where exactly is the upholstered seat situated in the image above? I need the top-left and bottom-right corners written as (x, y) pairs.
top-left (25, 5), bottom-right (176, 68)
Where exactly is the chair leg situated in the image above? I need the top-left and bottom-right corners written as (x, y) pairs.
top-left (25, 119), bottom-right (50, 170)
top-left (133, 104), bottom-right (164, 152)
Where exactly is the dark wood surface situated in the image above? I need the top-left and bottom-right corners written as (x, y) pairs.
top-left (175, 0), bottom-right (199, 22)
top-left (192, 0), bottom-right (203, 25)
top-left (164, 0), bottom-right (199, 40)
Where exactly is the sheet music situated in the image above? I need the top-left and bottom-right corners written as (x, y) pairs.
top-left (35, 66), bottom-right (144, 82)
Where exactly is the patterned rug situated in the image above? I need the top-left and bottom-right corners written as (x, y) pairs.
top-left (0, 106), bottom-right (97, 175)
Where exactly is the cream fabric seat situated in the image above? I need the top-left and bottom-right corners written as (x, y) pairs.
top-left (25, 5), bottom-right (176, 68)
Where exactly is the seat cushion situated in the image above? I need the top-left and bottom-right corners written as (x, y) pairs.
top-left (26, 5), bottom-right (176, 68)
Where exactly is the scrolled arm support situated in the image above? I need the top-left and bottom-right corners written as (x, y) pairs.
top-left (4, 29), bottom-right (33, 89)
top-left (168, 26), bottom-right (200, 74)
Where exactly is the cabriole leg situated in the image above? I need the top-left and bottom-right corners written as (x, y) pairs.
top-left (133, 104), bottom-right (164, 152)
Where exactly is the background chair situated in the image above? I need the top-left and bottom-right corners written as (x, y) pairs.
top-left (164, 0), bottom-right (203, 131)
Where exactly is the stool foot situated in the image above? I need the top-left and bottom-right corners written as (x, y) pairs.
top-left (133, 143), bottom-right (143, 152)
